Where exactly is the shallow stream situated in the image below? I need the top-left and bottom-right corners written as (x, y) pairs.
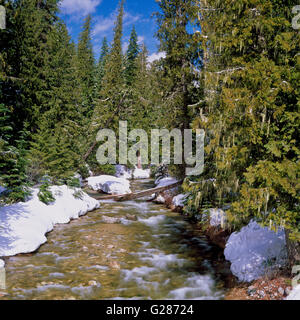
top-left (1, 180), bottom-right (230, 300)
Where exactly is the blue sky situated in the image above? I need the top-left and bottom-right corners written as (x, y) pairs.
top-left (59, 0), bottom-right (164, 62)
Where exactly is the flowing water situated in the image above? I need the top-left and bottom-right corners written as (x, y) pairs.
top-left (1, 180), bottom-right (230, 300)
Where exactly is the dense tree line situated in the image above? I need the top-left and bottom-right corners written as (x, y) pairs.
top-left (0, 0), bottom-right (161, 202)
top-left (0, 0), bottom-right (299, 247)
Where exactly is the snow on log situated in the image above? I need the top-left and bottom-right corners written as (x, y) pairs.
top-left (155, 177), bottom-right (179, 188)
top-left (0, 186), bottom-right (100, 257)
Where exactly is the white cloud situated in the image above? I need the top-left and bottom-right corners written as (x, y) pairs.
top-left (122, 41), bottom-right (129, 54)
top-left (93, 16), bottom-right (116, 36)
top-left (137, 36), bottom-right (145, 45)
top-left (60, 0), bottom-right (102, 16)
top-left (93, 10), bottom-right (141, 38)
top-left (148, 52), bottom-right (166, 64)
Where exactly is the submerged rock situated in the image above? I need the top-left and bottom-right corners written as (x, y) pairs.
top-left (101, 216), bottom-right (121, 224)
top-left (125, 214), bottom-right (138, 221)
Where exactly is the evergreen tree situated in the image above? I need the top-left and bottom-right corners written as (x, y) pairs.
top-left (29, 21), bottom-right (84, 182)
top-left (125, 26), bottom-right (139, 86)
top-left (76, 14), bottom-right (95, 118)
top-left (95, 37), bottom-right (109, 93)
top-left (184, 1), bottom-right (300, 244)
top-left (155, 0), bottom-right (203, 176)
top-left (89, 0), bottom-right (126, 146)
top-left (14, 0), bottom-right (61, 131)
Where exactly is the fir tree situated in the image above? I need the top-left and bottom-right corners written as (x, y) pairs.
top-left (95, 37), bottom-right (109, 94)
top-left (76, 14), bottom-right (95, 118)
top-left (125, 26), bottom-right (139, 86)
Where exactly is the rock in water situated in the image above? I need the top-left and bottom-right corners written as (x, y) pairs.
top-left (101, 216), bottom-right (121, 224)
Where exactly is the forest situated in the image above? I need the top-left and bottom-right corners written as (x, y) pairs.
top-left (0, 0), bottom-right (299, 276)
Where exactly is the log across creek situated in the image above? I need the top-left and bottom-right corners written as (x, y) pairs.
top-left (85, 180), bottom-right (183, 202)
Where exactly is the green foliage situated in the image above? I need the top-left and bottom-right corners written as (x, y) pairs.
top-left (125, 26), bottom-right (139, 85)
top-left (67, 177), bottom-right (81, 188)
top-left (76, 14), bottom-right (95, 118)
top-left (183, 0), bottom-right (300, 241)
top-left (38, 176), bottom-right (55, 205)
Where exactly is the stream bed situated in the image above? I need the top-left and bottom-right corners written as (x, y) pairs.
top-left (1, 180), bottom-right (231, 300)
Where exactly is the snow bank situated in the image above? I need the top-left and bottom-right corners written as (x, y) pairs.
top-left (286, 285), bottom-right (300, 300)
top-left (224, 221), bottom-right (287, 282)
top-left (172, 194), bottom-right (188, 207)
top-left (155, 177), bottom-right (178, 188)
top-left (132, 167), bottom-right (151, 179)
top-left (0, 186), bottom-right (100, 257)
top-left (0, 186), bottom-right (6, 195)
top-left (87, 175), bottom-right (131, 195)
top-left (202, 208), bottom-right (227, 227)
top-left (0, 259), bottom-right (4, 268)
top-left (115, 165), bottom-right (132, 180)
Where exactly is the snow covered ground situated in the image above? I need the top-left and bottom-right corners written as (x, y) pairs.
top-left (132, 168), bottom-right (151, 179)
top-left (224, 221), bottom-right (287, 282)
top-left (0, 186), bottom-right (100, 257)
top-left (0, 186), bottom-right (6, 195)
top-left (172, 194), bottom-right (188, 207)
top-left (115, 165), bottom-right (133, 180)
top-left (201, 208), bottom-right (227, 228)
top-left (87, 175), bottom-right (131, 195)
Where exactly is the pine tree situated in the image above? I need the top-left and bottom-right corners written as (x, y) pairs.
top-left (125, 26), bottom-right (139, 86)
top-left (29, 20), bottom-right (84, 182)
top-left (13, 0), bottom-right (61, 131)
top-left (76, 14), bottom-right (95, 118)
top-left (155, 0), bottom-right (203, 176)
top-left (89, 0), bottom-right (126, 151)
top-left (95, 37), bottom-right (109, 94)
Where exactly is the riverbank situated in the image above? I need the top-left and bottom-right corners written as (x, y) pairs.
top-left (0, 186), bottom-right (100, 258)
top-left (152, 179), bottom-right (299, 301)
top-left (0, 179), bottom-right (228, 300)
top-left (1, 175), bottom-right (298, 300)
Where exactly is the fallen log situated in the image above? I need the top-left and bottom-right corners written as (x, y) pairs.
top-left (91, 180), bottom-right (183, 202)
